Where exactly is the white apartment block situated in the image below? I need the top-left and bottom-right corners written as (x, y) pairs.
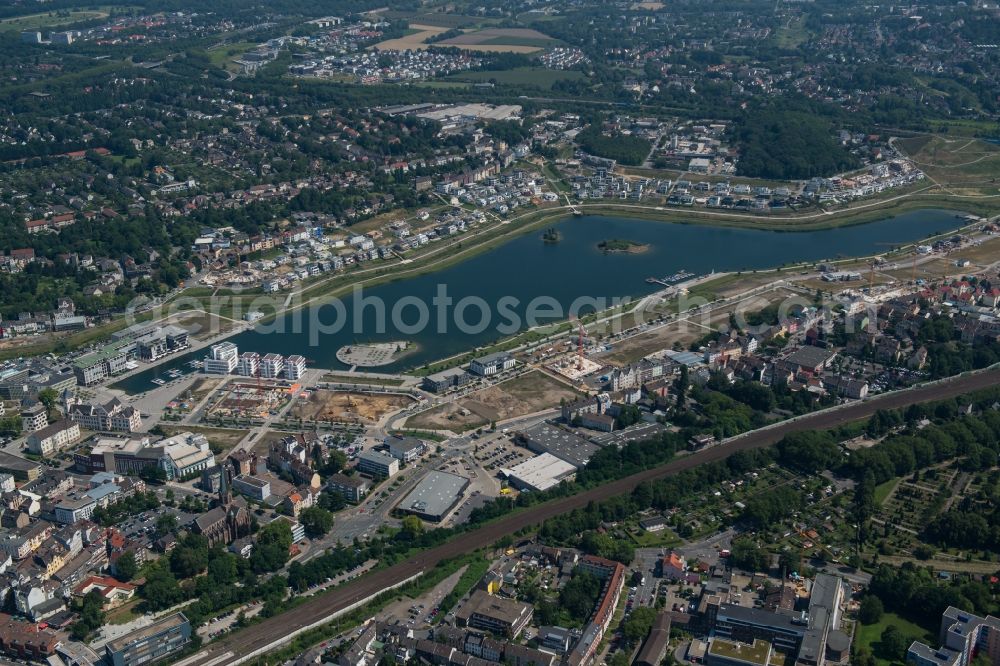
top-left (259, 353), bottom-right (284, 379)
top-left (204, 342), bottom-right (239, 374)
top-left (285, 355), bottom-right (307, 380)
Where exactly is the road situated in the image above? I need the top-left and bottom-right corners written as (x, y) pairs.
top-left (178, 365), bottom-right (1000, 666)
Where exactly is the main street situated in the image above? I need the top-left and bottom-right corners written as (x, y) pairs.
top-left (179, 365), bottom-right (1000, 666)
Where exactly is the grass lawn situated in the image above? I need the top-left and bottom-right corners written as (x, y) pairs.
top-left (206, 41), bottom-right (257, 73)
top-left (628, 526), bottom-right (682, 549)
top-left (874, 478), bottom-right (900, 506)
top-left (855, 612), bottom-right (934, 665)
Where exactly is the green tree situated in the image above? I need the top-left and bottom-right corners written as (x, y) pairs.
top-left (876, 625), bottom-right (911, 662)
top-left (37, 387), bottom-right (58, 414)
top-left (399, 515), bottom-right (424, 541)
top-left (251, 520), bottom-right (292, 573)
top-left (858, 595), bottom-right (884, 625)
top-left (70, 590), bottom-right (105, 640)
top-left (156, 513), bottom-right (178, 537)
top-left (115, 551), bottom-right (138, 581)
top-left (299, 506), bottom-right (334, 538)
top-left (621, 607), bottom-right (658, 646)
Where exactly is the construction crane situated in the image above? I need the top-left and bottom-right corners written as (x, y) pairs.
top-left (571, 316), bottom-right (586, 371)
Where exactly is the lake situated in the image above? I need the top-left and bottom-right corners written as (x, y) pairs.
top-left (114, 208), bottom-right (963, 393)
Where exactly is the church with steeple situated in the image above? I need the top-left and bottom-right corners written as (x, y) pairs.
top-left (191, 466), bottom-right (251, 547)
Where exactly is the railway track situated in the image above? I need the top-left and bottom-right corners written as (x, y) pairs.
top-left (182, 366), bottom-right (1000, 666)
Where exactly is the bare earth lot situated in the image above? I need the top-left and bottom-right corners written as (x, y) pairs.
top-left (290, 389), bottom-right (415, 424)
top-left (405, 370), bottom-right (580, 432)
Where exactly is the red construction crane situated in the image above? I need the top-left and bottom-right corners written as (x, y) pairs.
top-left (574, 317), bottom-right (586, 371)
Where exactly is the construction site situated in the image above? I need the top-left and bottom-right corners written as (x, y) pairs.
top-left (202, 381), bottom-right (297, 420)
top-left (289, 389), bottom-right (416, 424)
top-left (405, 370), bottom-right (581, 432)
top-left (546, 318), bottom-right (603, 381)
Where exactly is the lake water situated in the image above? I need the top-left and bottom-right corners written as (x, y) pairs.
top-left (114, 209), bottom-right (963, 393)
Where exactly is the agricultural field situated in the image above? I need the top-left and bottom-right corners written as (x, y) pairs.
top-left (437, 28), bottom-right (558, 53)
top-left (0, 8), bottom-right (110, 32)
top-left (445, 67), bottom-right (585, 90)
top-left (405, 370), bottom-right (580, 432)
top-left (372, 24), bottom-right (447, 51)
top-left (289, 389), bottom-right (415, 425)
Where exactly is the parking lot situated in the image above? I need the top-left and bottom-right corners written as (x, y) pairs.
top-left (471, 434), bottom-right (532, 471)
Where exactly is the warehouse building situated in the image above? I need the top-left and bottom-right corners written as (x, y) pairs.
top-left (502, 453), bottom-right (576, 492)
top-left (397, 470), bottom-right (469, 522)
top-left (516, 423), bottom-right (599, 469)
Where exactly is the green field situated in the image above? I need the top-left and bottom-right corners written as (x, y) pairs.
top-left (206, 41), bottom-right (257, 73)
top-left (480, 36), bottom-right (556, 47)
top-left (873, 478), bottom-right (899, 506)
top-left (445, 67), bottom-right (585, 90)
top-left (0, 7), bottom-right (117, 32)
top-left (855, 612), bottom-right (934, 666)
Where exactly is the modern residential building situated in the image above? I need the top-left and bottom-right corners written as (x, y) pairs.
top-left (26, 420), bottom-right (81, 456)
top-left (134, 326), bottom-right (189, 361)
top-left (237, 352), bottom-right (260, 377)
top-left (204, 342), bottom-right (239, 374)
top-left (20, 401), bottom-right (47, 433)
top-left (326, 473), bottom-right (371, 503)
top-left (73, 342), bottom-right (131, 385)
top-left (285, 354), bottom-right (306, 380)
top-left (104, 612), bottom-right (191, 666)
top-left (260, 353), bottom-right (284, 379)
top-left (357, 450), bottom-right (399, 479)
top-left (469, 352), bottom-right (516, 377)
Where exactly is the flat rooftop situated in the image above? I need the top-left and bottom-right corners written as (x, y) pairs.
top-left (106, 612), bottom-right (187, 652)
top-left (504, 453), bottom-right (576, 492)
top-left (398, 470), bottom-right (469, 520)
top-left (708, 638), bottom-right (772, 666)
top-left (0, 451), bottom-right (41, 472)
top-left (518, 423), bottom-right (598, 469)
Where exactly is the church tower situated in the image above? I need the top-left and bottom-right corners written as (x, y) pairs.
top-left (219, 465), bottom-right (232, 506)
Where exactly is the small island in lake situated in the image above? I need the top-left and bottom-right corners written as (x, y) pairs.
top-left (597, 238), bottom-right (650, 254)
top-left (542, 227), bottom-right (561, 244)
